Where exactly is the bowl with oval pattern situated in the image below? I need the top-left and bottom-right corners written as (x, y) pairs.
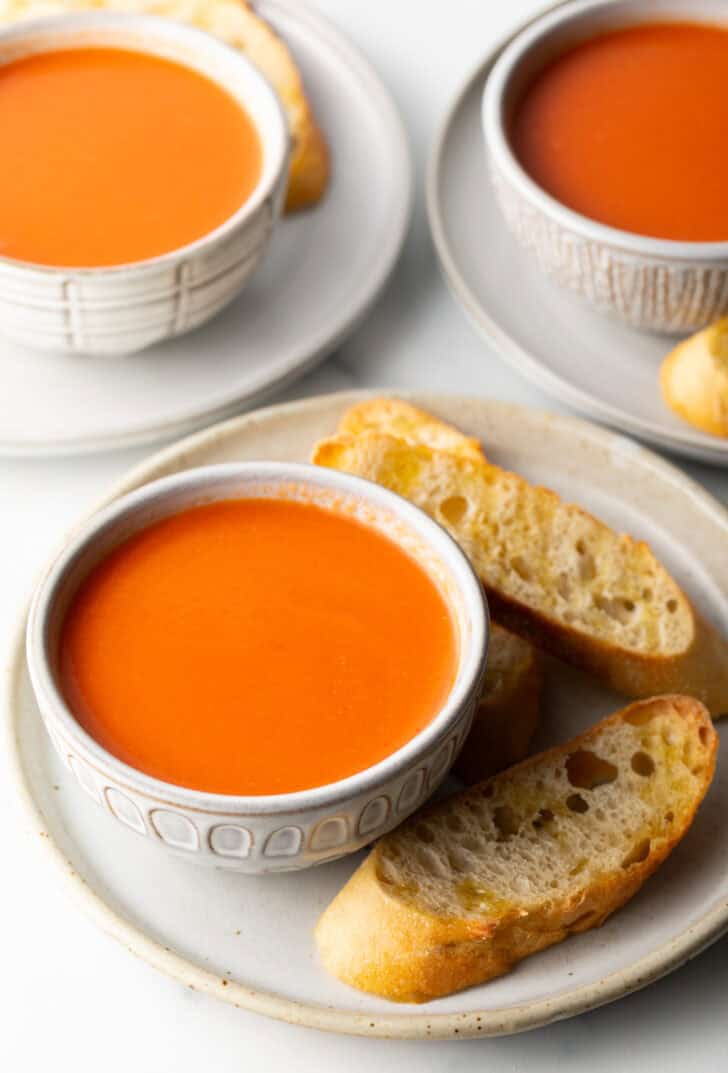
top-left (25, 461), bottom-right (488, 873)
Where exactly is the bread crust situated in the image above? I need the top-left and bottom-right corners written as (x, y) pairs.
top-left (337, 398), bottom-right (486, 461)
top-left (229, 0), bottom-right (330, 212)
top-left (454, 624), bottom-right (543, 784)
top-left (315, 696), bottom-right (716, 1003)
top-left (486, 587), bottom-right (728, 717)
top-left (660, 318), bottom-right (728, 438)
top-left (317, 852), bottom-right (652, 1004)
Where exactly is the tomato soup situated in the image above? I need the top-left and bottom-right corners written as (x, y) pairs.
top-left (0, 47), bottom-right (262, 267)
top-left (511, 22), bottom-right (728, 242)
top-left (59, 499), bottom-right (457, 795)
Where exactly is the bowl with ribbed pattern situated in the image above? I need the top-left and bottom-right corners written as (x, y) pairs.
top-left (482, 0), bottom-right (728, 335)
top-left (0, 12), bottom-right (289, 355)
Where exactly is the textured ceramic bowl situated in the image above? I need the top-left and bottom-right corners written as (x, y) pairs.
top-left (26, 461), bottom-right (488, 873)
top-left (483, 0), bottom-right (728, 334)
top-left (0, 13), bottom-right (289, 356)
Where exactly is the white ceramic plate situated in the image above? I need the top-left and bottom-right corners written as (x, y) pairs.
top-left (6, 392), bottom-right (728, 1039)
top-left (0, 1), bottom-right (411, 457)
top-left (427, 3), bottom-right (728, 467)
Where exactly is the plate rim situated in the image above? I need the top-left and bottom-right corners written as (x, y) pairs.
top-left (0, 0), bottom-right (413, 458)
top-left (425, 1), bottom-right (728, 467)
top-left (5, 389), bottom-right (728, 1040)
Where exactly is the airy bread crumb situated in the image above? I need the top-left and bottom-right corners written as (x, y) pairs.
top-left (313, 431), bottom-right (728, 714)
top-left (316, 696), bottom-right (716, 1003)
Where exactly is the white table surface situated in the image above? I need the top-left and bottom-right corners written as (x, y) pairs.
top-left (2, 1), bottom-right (727, 1068)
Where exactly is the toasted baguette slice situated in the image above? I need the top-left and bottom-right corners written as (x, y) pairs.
top-left (455, 623), bottom-right (542, 784)
top-left (316, 696), bottom-right (716, 1003)
top-left (337, 398), bottom-right (486, 461)
top-left (312, 433), bottom-right (728, 715)
top-left (660, 316), bottom-right (728, 438)
top-left (336, 404), bottom-right (539, 780)
top-left (0, 0), bottom-right (329, 212)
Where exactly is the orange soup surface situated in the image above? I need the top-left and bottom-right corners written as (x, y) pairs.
top-left (59, 499), bottom-right (458, 795)
top-left (0, 47), bottom-right (262, 267)
top-left (511, 22), bottom-right (728, 241)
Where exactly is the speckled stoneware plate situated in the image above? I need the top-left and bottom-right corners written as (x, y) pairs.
top-left (427, 2), bottom-right (728, 467)
top-left (0, 1), bottom-right (411, 457)
top-left (6, 392), bottom-right (728, 1039)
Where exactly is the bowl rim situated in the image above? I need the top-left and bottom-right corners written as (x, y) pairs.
top-left (482, 0), bottom-right (728, 260)
top-left (25, 460), bottom-right (489, 816)
top-left (0, 11), bottom-right (290, 277)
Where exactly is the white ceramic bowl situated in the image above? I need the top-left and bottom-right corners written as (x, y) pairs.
top-left (0, 13), bottom-right (289, 356)
top-left (26, 462), bottom-right (488, 873)
top-left (483, 0), bottom-right (728, 334)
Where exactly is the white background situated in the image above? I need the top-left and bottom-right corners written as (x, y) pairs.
top-left (2, 1), bottom-right (727, 1069)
